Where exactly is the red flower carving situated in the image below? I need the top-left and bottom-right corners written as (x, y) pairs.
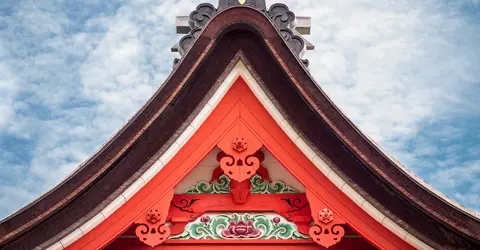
top-left (232, 138), bottom-right (248, 152)
top-left (273, 217), bottom-right (281, 224)
top-left (221, 220), bottom-right (261, 238)
top-left (318, 208), bottom-right (334, 224)
top-left (146, 209), bottom-right (161, 224)
top-left (200, 215), bottom-right (211, 223)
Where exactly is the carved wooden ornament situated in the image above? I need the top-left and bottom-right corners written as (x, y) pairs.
top-left (134, 190), bottom-right (174, 247)
top-left (306, 190), bottom-right (346, 248)
top-left (217, 121), bottom-right (263, 183)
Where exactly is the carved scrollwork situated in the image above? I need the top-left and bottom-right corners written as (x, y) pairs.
top-left (217, 122), bottom-right (264, 183)
top-left (268, 3), bottom-right (295, 29)
top-left (171, 198), bottom-right (200, 215)
top-left (281, 198), bottom-right (309, 213)
top-left (309, 223), bottom-right (346, 248)
top-left (219, 150), bottom-right (261, 183)
top-left (135, 223), bottom-right (170, 247)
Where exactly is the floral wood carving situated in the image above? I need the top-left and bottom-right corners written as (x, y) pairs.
top-left (168, 194), bottom-right (312, 236)
top-left (170, 213), bottom-right (309, 240)
top-left (319, 208), bottom-right (334, 224)
top-left (134, 190), bottom-right (174, 248)
top-left (306, 190), bottom-right (346, 248)
top-left (185, 174), bottom-right (231, 194)
top-left (251, 175), bottom-right (298, 194)
top-left (222, 219), bottom-right (261, 238)
top-left (217, 122), bottom-right (263, 183)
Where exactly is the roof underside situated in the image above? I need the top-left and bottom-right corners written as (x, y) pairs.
top-left (0, 5), bottom-right (479, 250)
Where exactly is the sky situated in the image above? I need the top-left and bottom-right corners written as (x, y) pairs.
top-left (0, 0), bottom-right (479, 219)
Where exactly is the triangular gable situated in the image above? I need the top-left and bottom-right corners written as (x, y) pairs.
top-left (61, 61), bottom-right (420, 250)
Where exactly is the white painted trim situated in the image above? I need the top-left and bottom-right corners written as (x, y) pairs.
top-left (48, 60), bottom-right (433, 250)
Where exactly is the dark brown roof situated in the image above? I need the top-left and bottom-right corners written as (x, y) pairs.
top-left (1, 4), bottom-right (479, 250)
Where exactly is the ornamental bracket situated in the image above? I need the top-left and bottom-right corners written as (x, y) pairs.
top-left (306, 190), bottom-right (346, 248)
top-left (134, 190), bottom-right (174, 247)
top-left (217, 122), bottom-right (263, 183)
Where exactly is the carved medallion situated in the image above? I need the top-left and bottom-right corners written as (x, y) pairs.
top-left (319, 208), bottom-right (334, 224)
top-left (232, 138), bottom-right (248, 152)
top-left (146, 209), bottom-right (162, 224)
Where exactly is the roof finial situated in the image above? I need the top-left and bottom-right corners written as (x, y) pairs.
top-left (172, 1), bottom-right (314, 67)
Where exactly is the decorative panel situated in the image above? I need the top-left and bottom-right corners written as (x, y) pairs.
top-left (170, 213), bottom-right (308, 240)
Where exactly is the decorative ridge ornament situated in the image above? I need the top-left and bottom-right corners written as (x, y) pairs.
top-left (189, 3), bottom-right (216, 29)
top-left (268, 3), bottom-right (295, 29)
top-left (172, 0), bottom-right (312, 66)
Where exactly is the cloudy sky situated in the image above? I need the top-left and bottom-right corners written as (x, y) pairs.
top-left (0, 0), bottom-right (479, 219)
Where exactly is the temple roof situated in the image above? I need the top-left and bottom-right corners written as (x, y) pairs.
top-left (0, 1), bottom-right (479, 249)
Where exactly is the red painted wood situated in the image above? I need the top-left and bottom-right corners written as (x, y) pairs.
top-left (169, 194), bottom-right (311, 219)
top-left (168, 194), bottom-right (311, 235)
top-left (106, 238), bottom-right (377, 250)
top-left (68, 77), bottom-right (413, 250)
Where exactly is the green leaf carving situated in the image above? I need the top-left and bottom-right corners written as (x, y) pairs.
top-left (185, 175), bottom-right (230, 194)
top-left (184, 174), bottom-right (299, 194)
top-left (250, 175), bottom-right (298, 194)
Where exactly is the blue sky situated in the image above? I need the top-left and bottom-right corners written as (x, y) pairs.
top-left (0, 0), bottom-right (479, 219)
